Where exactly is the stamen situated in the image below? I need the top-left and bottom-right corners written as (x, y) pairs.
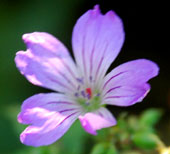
top-left (81, 91), bottom-right (86, 97)
top-left (74, 92), bottom-right (79, 97)
top-left (86, 88), bottom-right (92, 98)
top-left (85, 102), bottom-right (90, 106)
top-left (77, 78), bottom-right (84, 84)
top-left (87, 93), bottom-right (91, 100)
top-left (77, 85), bottom-right (80, 91)
top-left (96, 93), bottom-right (100, 97)
top-left (89, 76), bottom-right (92, 82)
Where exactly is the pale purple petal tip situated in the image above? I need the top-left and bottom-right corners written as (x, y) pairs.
top-left (79, 116), bottom-right (97, 135)
top-left (17, 113), bottom-right (23, 123)
top-left (22, 33), bottom-right (31, 43)
top-left (79, 108), bottom-right (116, 135)
top-left (93, 4), bottom-right (100, 13)
top-left (20, 133), bottom-right (25, 143)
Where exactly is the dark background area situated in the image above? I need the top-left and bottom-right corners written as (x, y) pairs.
top-left (0, 0), bottom-right (169, 154)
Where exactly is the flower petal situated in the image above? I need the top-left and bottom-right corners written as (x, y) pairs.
top-left (72, 5), bottom-right (124, 86)
top-left (102, 59), bottom-right (159, 106)
top-left (18, 93), bottom-right (81, 147)
top-left (79, 107), bottom-right (116, 135)
top-left (15, 32), bottom-right (78, 93)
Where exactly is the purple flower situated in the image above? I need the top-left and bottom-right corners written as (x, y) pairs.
top-left (15, 5), bottom-right (159, 147)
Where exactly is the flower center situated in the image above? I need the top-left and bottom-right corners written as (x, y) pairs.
top-left (74, 87), bottom-right (101, 112)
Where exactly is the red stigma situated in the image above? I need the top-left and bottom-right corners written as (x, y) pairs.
top-left (86, 88), bottom-right (92, 98)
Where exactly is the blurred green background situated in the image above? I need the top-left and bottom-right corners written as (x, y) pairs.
top-left (0, 0), bottom-right (169, 154)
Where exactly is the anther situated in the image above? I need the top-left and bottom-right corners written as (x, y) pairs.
top-left (81, 91), bottom-right (86, 97)
top-left (74, 93), bottom-right (79, 97)
top-left (89, 76), bottom-right (92, 82)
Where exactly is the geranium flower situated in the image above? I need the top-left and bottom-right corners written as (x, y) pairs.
top-left (15, 5), bottom-right (159, 147)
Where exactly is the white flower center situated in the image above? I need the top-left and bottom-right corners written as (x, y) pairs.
top-left (73, 77), bottom-right (102, 112)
